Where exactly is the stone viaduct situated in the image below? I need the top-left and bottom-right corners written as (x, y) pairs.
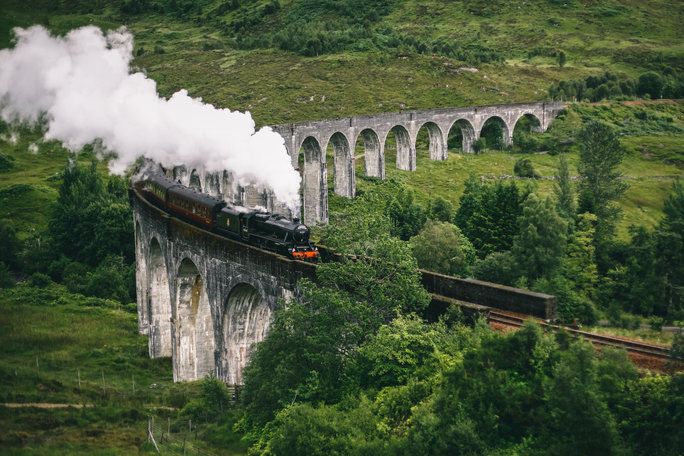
top-left (160, 102), bottom-right (565, 225)
top-left (130, 102), bottom-right (564, 384)
top-left (273, 101), bottom-right (565, 224)
top-left (131, 186), bottom-right (316, 384)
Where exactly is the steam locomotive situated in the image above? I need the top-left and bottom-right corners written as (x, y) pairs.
top-left (136, 173), bottom-right (319, 261)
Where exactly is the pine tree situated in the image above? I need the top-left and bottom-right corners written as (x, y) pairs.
top-left (577, 122), bottom-right (627, 254)
top-left (512, 194), bottom-right (568, 281)
top-left (554, 155), bottom-right (576, 219)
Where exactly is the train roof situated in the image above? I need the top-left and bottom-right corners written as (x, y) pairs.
top-left (144, 172), bottom-right (182, 191)
top-left (168, 184), bottom-right (227, 208)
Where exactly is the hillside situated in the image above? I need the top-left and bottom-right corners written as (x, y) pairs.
top-left (1, 0), bottom-right (683, 124)
top-left (1, 2), bottom-right (684, 454)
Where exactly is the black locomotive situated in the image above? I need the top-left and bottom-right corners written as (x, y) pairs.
top-left (135, 173), bottom-right (319, 261)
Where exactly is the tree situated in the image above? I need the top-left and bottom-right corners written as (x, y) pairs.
top-left (541, 343), bottom-right (624, 456)
top-left (576, 122), bottom-right (627, 257)
top-left (604, 226), bottom-right (666, 316)
top-left (409, 220), bottom-right (476, 277)
top-left (356, 315), bottom-right (445, 389)
top-left (242, 283), bottom-right (377, 427)
top-left (562, 213), bottom-right (598, 299)
top-left (428, 196), bottom-right (453, 222)
top-left (317, 237), bottom-right (430, 321)
top-left (0, 262), bottom-right (13, 288)
top-left (49, 162), bottom-right (134, 266)
top-left (637, 72), bottom-right (664, 99)
top-left (0, 220), bottom-right (21, 271)
top-left (554, 155), bottom-right (576, 219)
top-left (557, 50), bottom-right (566, 68)
top-left (473, 251), bottom-right (519, 286)
top-left (386, 188), bottom-right (427, 240)
top-left (655, 180), bottom-right (684, 317)
top-left (513, 157), bottom-right (540, 179)
top-left (455, 179), bottom-right (528, 258)
top-left (512, 194), bottom-right (568, 281)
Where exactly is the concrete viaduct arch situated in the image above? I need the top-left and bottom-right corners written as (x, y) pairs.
top-left (131, 187), bottom-right (316, 383)
top-left (273, 101), bottom-right (565, 225)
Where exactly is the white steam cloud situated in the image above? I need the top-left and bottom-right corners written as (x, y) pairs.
top-left (0, 25), bottom-right (301, 209)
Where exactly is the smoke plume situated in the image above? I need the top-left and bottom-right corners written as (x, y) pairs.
top-left (0, 25), bottom-right (301, 209)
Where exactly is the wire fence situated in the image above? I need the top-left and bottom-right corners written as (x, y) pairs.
top-left (146, 416), bottom-right (218, 456)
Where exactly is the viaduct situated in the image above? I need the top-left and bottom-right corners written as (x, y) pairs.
top-left (166, 102), bottom-right (565, 225)
top-left (132, 102), bottom-right (562, 384)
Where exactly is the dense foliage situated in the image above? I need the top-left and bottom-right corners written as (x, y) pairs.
top-left (4, 161), bottom-right (135, 302)
top-left (549, 70), bottom-right (684, 102)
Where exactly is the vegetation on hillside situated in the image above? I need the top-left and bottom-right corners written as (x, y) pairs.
top-left (1, 1), bottom-right (684, 454)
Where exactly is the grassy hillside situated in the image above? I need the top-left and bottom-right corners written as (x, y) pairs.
top-left (0, 2), bottom-right (683, 453)
top-left (1, 0), bottom-right (683, 124)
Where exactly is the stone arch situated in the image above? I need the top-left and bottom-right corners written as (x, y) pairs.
top-left (205, 172), bottom-right (221, 196)
top-left (447, 118), bottom-right (477, 153)
top-left (513, 112), bottom-right (543, 133)
top-left (416, 122), bottom-right (447, 161)
top-left (222, 171), bottom-right (238, 204)
top-left (479, 116), bottom-right (512, 149)
top-left (173, 165), bottom-right (188, 185)
top-left (511, 113), bottom-right (544, 150)
top-left (189, 169), bottom-right (202, 191)
top-left (220, 283), bottom-right (272, 385)
top-left (148, 238), bottom-right (172, 358)
top-left (384, 125), bottom-right (414, 172)
top-left (326, 132), bottom-right (354, 198)
top-left (354, 128), bottom-right (383, 178)
top-left (175, 258), bottom-right (215, 381)
top-left (299, 136), bottom-right (327, 225)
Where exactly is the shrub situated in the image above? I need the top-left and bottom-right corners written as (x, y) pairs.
top-left (649, 316), bottom-right (664, 332)
top-left (0, 262), bottom-right (14, 289)
top-left (0, 153), bottom-right (15, 172)
top-left (29, 272), bottom-right (52, 288)
top-left (472, 138), bottom-right (486, 154)
top-left (473, 251), bottom-right (519, 286)
top-left (513, 158), bottom-right (540, 179)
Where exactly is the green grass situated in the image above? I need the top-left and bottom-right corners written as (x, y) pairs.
top-left (0, 283), bottom-right (247, 455)
top-left (0, 127), bottom-right (111, 238)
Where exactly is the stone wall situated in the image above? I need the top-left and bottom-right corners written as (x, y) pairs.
top-left (420, 270), bottom-right (557, 320)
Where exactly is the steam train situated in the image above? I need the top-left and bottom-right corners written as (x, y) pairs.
top-left (135, 173), bottom-right (319, 261)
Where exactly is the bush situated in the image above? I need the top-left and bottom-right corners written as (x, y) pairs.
top-left (513, 158), bottom-right (540, 179)
top-left (473, 251), bottom-right (519, 286)
top-left (533, 275), bottom-right (597, 324)
top-left (649, 316), bottom-right (664, 332)
top-left (0, 262), bottom-right (14, 289)
top-left (29, 272), bottom-right (52, 288)
top-left (472, 138), bottom-right (486, 154)
top-left (409, 220), bottom-right (476, 277)
top-left (0, 153), bottom-right (15, 172)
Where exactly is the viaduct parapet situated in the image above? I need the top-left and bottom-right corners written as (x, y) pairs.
top-left (131, 187), bottom-right (315, 384)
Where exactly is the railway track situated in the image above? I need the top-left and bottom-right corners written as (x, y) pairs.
top-left (488, 311), bottom-right (674, 361)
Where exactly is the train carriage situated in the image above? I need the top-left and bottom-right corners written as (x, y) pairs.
top-left (137, 172), bottom-right (319, 262)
